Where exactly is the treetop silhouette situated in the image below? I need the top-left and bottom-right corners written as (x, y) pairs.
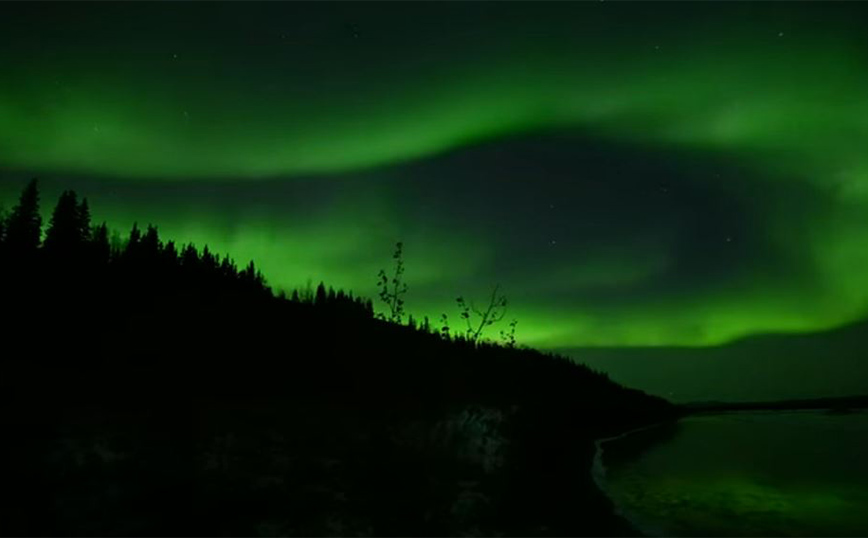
top-left (44, 190), bottom-right (91, 256)
top-left (4, 178), bottom-right (42, 255)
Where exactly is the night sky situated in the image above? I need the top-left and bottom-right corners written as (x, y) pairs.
top-left (2, 2), bottom-right (868, 400)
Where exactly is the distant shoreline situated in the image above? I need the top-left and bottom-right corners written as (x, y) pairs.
top-left (682, 394), bottom-right (868, 414)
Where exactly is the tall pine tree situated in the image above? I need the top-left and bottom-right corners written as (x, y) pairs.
top-left (5, 179), bottom-right (42, 256)
top-left (77, 198), bottom-right (91, 243)
top-left (90, 223), bottom-right (111, 264)
top-left (44, 190), bottom-right (85, 256)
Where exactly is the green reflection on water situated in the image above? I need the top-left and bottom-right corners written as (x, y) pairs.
top-left (603, 413), bottom-right (868, 536)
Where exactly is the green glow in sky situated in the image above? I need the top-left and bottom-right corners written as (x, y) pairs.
top-left (2, 3), bottom-right (868, 349)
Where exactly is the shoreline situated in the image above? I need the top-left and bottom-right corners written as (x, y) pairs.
top-left (589, 408), bottom-right (866, 538)
top-left (591, 420), bottom-right (676, 538)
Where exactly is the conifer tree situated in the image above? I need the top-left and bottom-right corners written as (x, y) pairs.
top-left (181, 244), bottom-right (199, 268)
top-left (220, 256), bottom-right (236, 279)
top-left (201, 246), bottom-right (216, 270)
top-left (91, 223), bottom-right (111, 264)
top-left (315, 281), bottom-right (328, 306)
top-left (5, 179), bottom-right (42, 255)
top-left (125, 223), bottom-right (142, 259)
top-left (162, 240), bottom-right (179, 266)
top-left (44, 190), bottom-right (85, 255)
top-left (77, 198), bottom-right (91, 242)
top-left (140, 225), bottom-right (160, 257)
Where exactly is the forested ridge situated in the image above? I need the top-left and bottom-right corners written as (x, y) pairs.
top-left (0, 179), bottom-right (675, 536)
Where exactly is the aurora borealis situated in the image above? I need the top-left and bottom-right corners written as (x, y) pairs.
top-left (3, 1), bottom-right (868, 368)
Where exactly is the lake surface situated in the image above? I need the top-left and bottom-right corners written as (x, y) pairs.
top-left (596, 411), bottom-right (868, 537)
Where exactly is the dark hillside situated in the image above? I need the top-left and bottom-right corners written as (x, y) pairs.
top-left (0, 180), bottom-right (675, 536)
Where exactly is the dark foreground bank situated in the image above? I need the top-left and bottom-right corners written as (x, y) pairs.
top-left (2, 396), bottom-right (660, 536)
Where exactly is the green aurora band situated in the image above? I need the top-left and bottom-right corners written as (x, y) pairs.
top-left (2, 3), bottom-right (868, 348)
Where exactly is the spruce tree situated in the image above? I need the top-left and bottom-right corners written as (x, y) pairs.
top-left (125, 223), bottom-right (142, 259)
top-left (77, 198), bottom-right (91, 242)
top-left (141, 225), bottom-right (160, 257)
top-left (315, 281), bottom-right (328, 306)
top-left (44, 190), bottom-right (83, 255)
top-left (91, 223), bottom-right (111, 264)
top-left (5, 179), bottom-right (42, 256)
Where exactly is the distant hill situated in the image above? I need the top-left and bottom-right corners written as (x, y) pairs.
top-left (0, 180), bottom-right (675, 536)
top-left (683, 394), bottom-right (868, 413)
top-left (559, 319), bottom-right (868, 403)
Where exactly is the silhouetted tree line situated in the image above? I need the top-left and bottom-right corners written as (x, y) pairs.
top-left (0, 179), bottom-right (676, 537)
top-left (0, 179), bottom-right (374, 322)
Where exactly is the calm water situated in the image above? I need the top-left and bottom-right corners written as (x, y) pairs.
top-left (596, 411), bottom-right (868, 537)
